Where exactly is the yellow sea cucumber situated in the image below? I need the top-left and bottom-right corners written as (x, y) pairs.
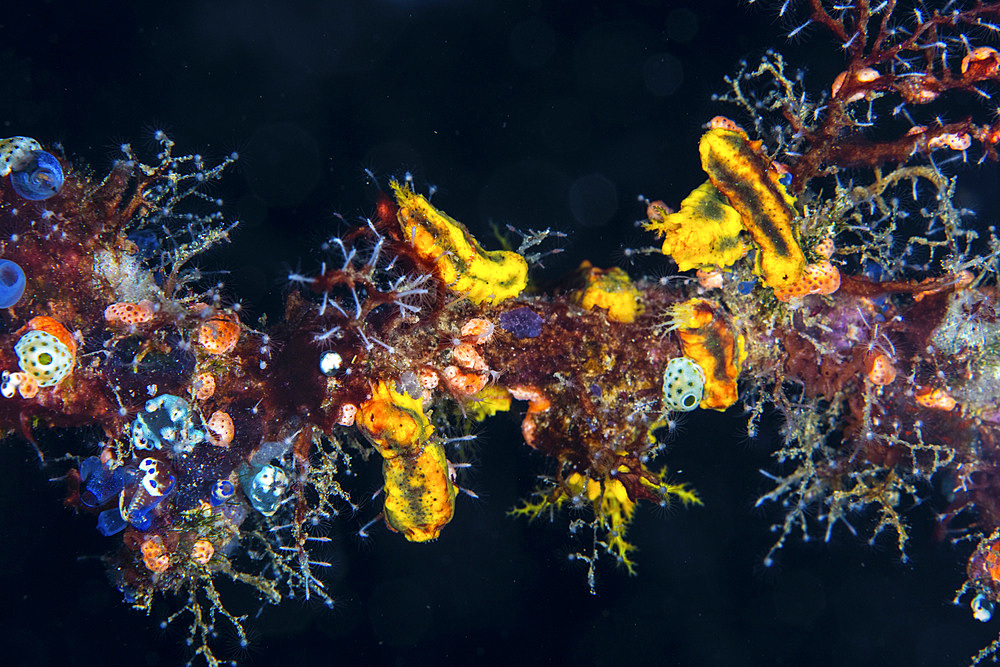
top-left (392, 181), bottom-right (528, 305)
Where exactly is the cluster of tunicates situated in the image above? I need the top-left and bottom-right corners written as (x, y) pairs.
top-left (131, 394), bottom-right (207, 457)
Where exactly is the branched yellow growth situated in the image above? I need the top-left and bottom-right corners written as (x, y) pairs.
top-left (392, 180), bottom-right (528, 304)
top-left (668, 298), bottom-right (746, 410)
top-left (382, 441), bottom-right (458, 542)
top-left (512, 463), bottom-right (700, 578)
top-left (698, 128), bottom-right (805, 288)
top-left (645, 182), bottom-right (748, 271)
top-left (465, 384), bottom-right (512, 421)
top-left (571, 261), bottom-right (644, 323)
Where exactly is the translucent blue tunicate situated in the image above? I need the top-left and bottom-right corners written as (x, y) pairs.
top-left (0, 260), bottom-right (25, 308)
top-left (131, 394), bottom-right (205, 457)
top-left (127, 229), bottom-right (161, 261)
top-left (79, 456), bottom-right (131, 508)
top-left (239, 464), bottom-right (289, 516)
top-left (10, 150), bottom-right (64, 201)
top-left (210, 479), bottom-right (236, 507)
top-left (96, 508), bottom-right (127, 536)
top-left (737, 279), bottom-right (757, 295)
top-left (123, 457), bottom-right (175, 531)
top-left (249, 439), bottom-right (293, 468)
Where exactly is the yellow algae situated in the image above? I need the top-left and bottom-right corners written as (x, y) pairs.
top-left (512, 463), bottom-right (700, 576)
top-left (392, 180), bottom-right (528, 305)
top-left (571, 261), bottom-right (643, 323)
top-left (669, 298), bottom-right (746, 410)
top-left (382, 441), bottom-right (457, 542)
top-left (645, 182), bottom-right (748, 271)
top-left (356, 381), bottom-right (434, 458)
top-left (698, 128), bottom-right (805, 288)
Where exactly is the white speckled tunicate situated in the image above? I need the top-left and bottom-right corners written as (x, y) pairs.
top-left (0, 137), bottom-right (43, 178)
top-left (14, 330), bottom-right (74, 387)
top-left (662, 356), bottom-right (706, 412)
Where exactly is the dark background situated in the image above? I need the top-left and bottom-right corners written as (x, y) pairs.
top-left (0, 1), bottom-right (998, 665)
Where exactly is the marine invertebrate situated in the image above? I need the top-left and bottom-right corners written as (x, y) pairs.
top-left (571, 261), bottom-right (643, 323)
top-left (0, 259), bottom-right (26, 308)
top-left (666, 298), bottom-right (744, 410)
top-left (14, 329), bottom-right (74, 388)
top-left (391, 180), bottom-right (528, 305)
top-left (661, 356), bottom-right (705, 412)
top-left (9, 149), bottom-right (64, 201)
top-left (645, 183), bottom-right (747, 271)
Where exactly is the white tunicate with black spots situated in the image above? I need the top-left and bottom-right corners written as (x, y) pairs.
top-left (662, 356), bottom-right (706, 412)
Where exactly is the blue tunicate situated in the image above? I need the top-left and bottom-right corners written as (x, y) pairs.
top-left (127, 229), bottom-right (161, 261)
top-left (210, 479), bottom-right (236, 507)
top-left (123, 458), bottom-right (175, 530)
top-left (79, 456), bottom-right (131, 508)
top-left (10, 150), bottom-right (64, 201)
top-left (0, 260), bottom-right (25, 308)
top-left (499, 306), bottom-right (544, 339)
top-left (96, 508), bottom-right (127, 536)
top-left (131, 394), bottom-right (206, 457)
top-left (737, 279), bottom-right (757, 295)
top-left (239, 463), bottom-right (290, 516)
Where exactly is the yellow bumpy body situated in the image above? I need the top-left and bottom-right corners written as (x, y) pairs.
top-left (356, 381), bottom-right (434, 458)
top-left (571, 261), bottom-right (643, 323)
top-left (391, 181), bottom-right (528, 305)
top-left (646, 182), bottom-right (748, 271)
top-left (698, 128), bottom-right (805, 288)
top-left (382, 441), bottom-right (457, 542)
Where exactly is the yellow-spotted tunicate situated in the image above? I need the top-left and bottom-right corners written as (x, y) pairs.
top-left (662, 356), bottom-right (706, 412)
top-left (15, 330), bottom-right (74, 387)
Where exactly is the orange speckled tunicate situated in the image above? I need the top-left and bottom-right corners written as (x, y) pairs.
top-left (141, 537), bottom-right (170, 573)
top-left (206, 410), bottom-right (235, 447)
top-left (773, 261), bottom-right (841, 302)
top-left (865, 351), bottom-right (897, 386)
top-left (198, 312), bottom-right (240, 355)
top-left (441, 365), bottom-right (488, 396)
top-left (451, 342), bottom-right (487, 371)
top-left (460, 317), bottom-right (495, 345)
top-left (915, 387), bottom-right (957, 411)
top-left (104, 300), bottom-right (154, 326)
top-left (191, 540), bottom-right (215, 565)
top-left (192, 373), bottom-right (215, 401)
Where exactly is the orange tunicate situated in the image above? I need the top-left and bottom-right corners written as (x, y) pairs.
top-left (336, 402), bottom-right (357, 427)
top-left (141, 537), bottom-right (170, 573)
top-left (192, 373), bottom-right (215, 401)
top-left (451, 342), bottom-right (487, 371)
top-left (460, 317), bottom-right (494, 345)
top-left (813, 238), bottom-right (835, 260)
top-left (197, 312), bottom-right (241, 355)
top-left (417, 367), bottom-right (439, 390)
top-left (508, 384), bottom-right (551, 449)
top-left (441, 365), bottom-right (488, 396)
top-left (191, 539), bottom-right (215, 565)
top-left (773, 261), bottom-right (841, 302)
top-left (831, 68), bottom-right (880, 102)
top-left (962, 47), bottom-right (1000, 79)
top-left (915, 387), bottom-right (957, 411)
top-left (104, 300), bottom-right (154, 326)
top-left (206, 410), bottom-right (235, 447)
top-left (984, 541), bottom-right (1000, 583)
top-left (928, 132), bottom-right (972, 151)
top-left (696, 268), bottom-right (725, 290)
top-left (24, 316), bottom-right (77, 359)
top-left (865, 351), bottom-right (897, 386)
top-left (708, 115), bottom-right (746, 135)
